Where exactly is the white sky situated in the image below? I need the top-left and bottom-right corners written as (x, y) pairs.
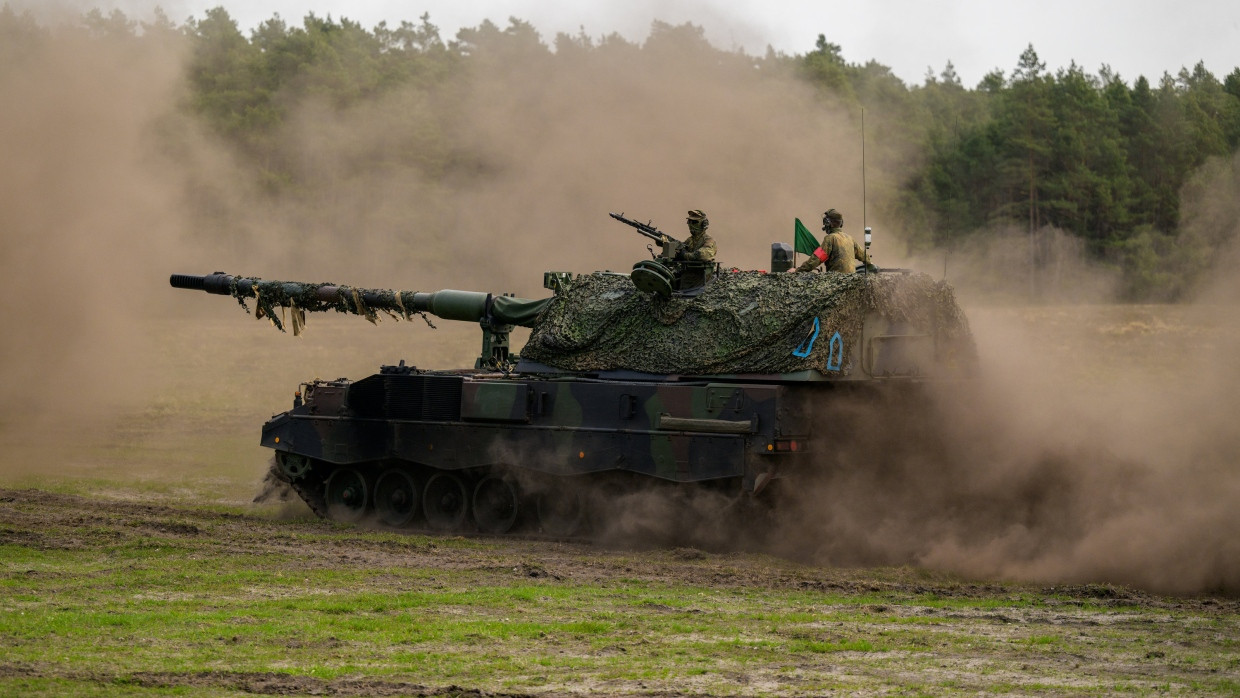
top-left (24, 0), bottom-right (1240, 86)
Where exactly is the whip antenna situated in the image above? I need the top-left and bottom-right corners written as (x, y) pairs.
top-left (862, 108), bottom-right (872, 276)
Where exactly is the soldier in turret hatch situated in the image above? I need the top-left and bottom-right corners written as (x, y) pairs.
top-left (789, 208), bottom-right (870, 274)
top-left (670, 209), bottom-right (717, 289)
top-left (680, 209), bottom-right (716, 263)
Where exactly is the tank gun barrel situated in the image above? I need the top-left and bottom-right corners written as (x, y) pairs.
top-left (169, 272), bottom-right (548, 330)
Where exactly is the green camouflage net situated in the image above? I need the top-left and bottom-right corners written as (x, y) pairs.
top-left (520, 270), bottom-right (975, 376)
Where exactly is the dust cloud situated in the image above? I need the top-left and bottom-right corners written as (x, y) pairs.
top-left (0, 21), bottom-right (190, 435)
top-left (2, 11), bottom-right (1237, 595)
top-left (909, 224), bottom-right (1122, 305)
top-left (212, 47), bottom-right (864, 293)
top-left (0, 17), bottom-right (859, 464)
top-left (772, 155), bottom-right (1240, 595)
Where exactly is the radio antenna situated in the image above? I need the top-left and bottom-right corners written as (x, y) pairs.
top-left (861, 107), bottom-right (867, 231)
top-left (861, 107), bottom-right (872, 276)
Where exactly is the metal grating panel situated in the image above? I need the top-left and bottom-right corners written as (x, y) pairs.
top-left (421, 376), bottom-right (462, 421)
top-left (384, 376), bottom-right (425, 419)
top-left (346, 374), bottom-right (462, 420)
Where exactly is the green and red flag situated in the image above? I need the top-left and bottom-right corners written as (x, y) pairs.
top-left (794, 218), bottom-right (819, 256)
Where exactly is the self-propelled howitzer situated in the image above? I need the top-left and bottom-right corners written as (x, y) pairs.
top-left (170, 254), bottom-right (976, 539)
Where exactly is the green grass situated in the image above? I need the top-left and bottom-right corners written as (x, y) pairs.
top-left (1, 500), bottom-right (1237, 696)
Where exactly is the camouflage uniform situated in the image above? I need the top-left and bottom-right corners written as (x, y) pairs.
top-left (795, 209), bottom-right (869, 273)
top-left (675, 209), bottom-right (717, 289)
top-left (681, 209), bottom-right (716, 263)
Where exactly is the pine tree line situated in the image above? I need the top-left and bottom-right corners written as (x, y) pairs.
top-left (4, 5), bottom-right (1238, 299)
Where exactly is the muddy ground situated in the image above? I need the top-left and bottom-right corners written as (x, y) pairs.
top-left (2, 487), bottom-right (1238, 696)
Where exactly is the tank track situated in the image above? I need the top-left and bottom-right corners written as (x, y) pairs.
top-left (258, 457), bottom-right (329, 519)
top-left (288, 477), bottom-right (329, 520)
top-left (257, 456), bottom-right (775, 549)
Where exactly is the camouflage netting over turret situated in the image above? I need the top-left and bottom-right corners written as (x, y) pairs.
top-left (520, 271), bottom-right (976, 376)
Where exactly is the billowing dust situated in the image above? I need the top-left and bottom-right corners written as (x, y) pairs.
top-left (767, 154), bottom-right (1240, 595)
top-left (0, 23), bottom-right (187, 425)
top-left (2, 13), bottom-right (1238, 594)
top-left (0, 15), bottom-right (859, 458)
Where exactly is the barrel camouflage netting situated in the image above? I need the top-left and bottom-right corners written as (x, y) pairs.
top-left (520, 270), bottom-right (975, 375)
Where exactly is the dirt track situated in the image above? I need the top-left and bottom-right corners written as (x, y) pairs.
top-left (3, 487), bottom-right (1238, 696)
top-left (1, 487), bottom-right (1033, 599)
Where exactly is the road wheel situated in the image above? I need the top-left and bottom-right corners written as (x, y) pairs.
top-left (537, 485), bottom-right (584, 537)
top-left (423, 472), bottom-right (469, 531)
top-left (324, 467), bottom-right (369, 522)
top-left (472, 475), bottom-right (520, 534)
top-left (374, 469), bottom-right (420, 527)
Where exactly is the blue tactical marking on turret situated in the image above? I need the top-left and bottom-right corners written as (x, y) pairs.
top-left (792, 317), bottom-right (820, 358)
top-left (826, 331), bottom-right (843, 371)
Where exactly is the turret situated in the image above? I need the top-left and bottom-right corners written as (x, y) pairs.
top-left (171, 265), bottom-right (976, 383)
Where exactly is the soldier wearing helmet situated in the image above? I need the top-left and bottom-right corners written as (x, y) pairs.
top-left (680, 209), bottom-right (717, 263)
top-left (667, 209), bottom-right (717, 289)
top-left (790, 208), bottom-right (870, 273)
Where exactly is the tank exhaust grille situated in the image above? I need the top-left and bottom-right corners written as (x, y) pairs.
top-left (420, 376), bottom-right (463, 420)
top-left (347, 374), bottom-right (463, 421)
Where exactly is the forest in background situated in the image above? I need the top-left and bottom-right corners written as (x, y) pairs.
top-left (3, 4), bottom-right (1240, 301)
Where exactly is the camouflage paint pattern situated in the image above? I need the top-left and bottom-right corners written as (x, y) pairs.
top-left (265, 374), bottom-right (784, 485)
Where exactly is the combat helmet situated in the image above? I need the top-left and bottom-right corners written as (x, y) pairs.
top-left (686, 209), bottom-right (709, 229)
top-left (823, 208), bottom-right (843, 231)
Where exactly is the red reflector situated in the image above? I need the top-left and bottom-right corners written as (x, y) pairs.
top-left (790, 441), bottom-right (798, 452)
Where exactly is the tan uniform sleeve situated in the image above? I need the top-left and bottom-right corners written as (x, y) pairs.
top-left (796, 234), bottom-right (828, 272)
top-left (853, 239), bottom-right (870, 265)
top-left (685, 235), bottom-right (716, 262)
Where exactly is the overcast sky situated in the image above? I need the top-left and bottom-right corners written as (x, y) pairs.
top-left (25, 0), bottom-right (1240, 87)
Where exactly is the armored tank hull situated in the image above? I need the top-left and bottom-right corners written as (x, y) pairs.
top-left (174, 266), bottom-right (975, 537)
top-left (267, 368), bottom-right (819, 535)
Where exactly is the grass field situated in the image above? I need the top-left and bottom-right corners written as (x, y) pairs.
top-left (2, 489), bottom-right (1237, 696)
top-left (1, 306), bottom-right (1238, 695)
